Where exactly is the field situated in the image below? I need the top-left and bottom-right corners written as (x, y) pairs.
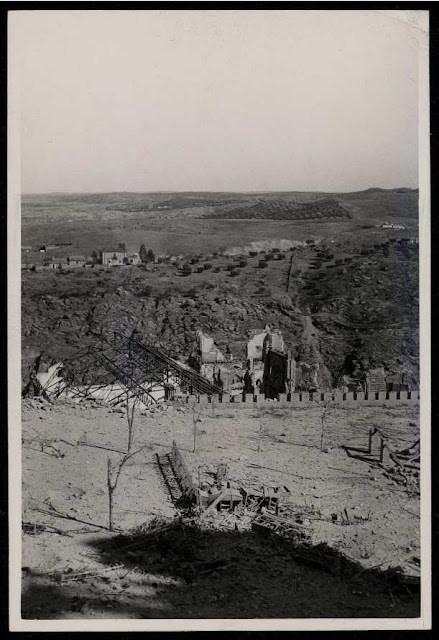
top-left (21, 188), bottom-right (418, 260)
top-left (203, 197), bottom-right (352, 220)
top-left (22, 399), bottom-right (420, 619)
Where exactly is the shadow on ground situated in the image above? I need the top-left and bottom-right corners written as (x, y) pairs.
top-left (22, 521), bottom-right (420, 620)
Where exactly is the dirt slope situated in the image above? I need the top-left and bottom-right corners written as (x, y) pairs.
top-left (21, 399), bottom-right (420, 619)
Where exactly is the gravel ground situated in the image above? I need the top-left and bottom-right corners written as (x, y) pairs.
top-left (21, 398), bottom-right (420, 619)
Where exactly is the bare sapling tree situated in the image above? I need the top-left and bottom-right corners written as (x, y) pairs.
top-left (106, 391), bottom-right (143, 531)
top-left (320, 400), bottom-right (337, 451)
top-left (320, 401), bottom-right (330, 451)
top-left (192, 405), bottom-right (203, 453)
top-left (107, 448), bottom-right (143, 531)
top-left (257, 421), bottom-right (263, 453)
top-left (126, 391), bottom-right (138, 453)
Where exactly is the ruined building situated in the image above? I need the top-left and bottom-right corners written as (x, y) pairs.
top-left (195, 325), bottom-right (296, 398)
top-left (195, 331), bottom-right (237, 393)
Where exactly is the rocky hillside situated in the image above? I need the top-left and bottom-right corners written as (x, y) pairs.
top-left (22, 237), bottom-right (419, 391)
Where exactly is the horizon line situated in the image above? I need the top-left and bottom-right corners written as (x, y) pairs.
top-left (21, 186), bottom-right (419, 197)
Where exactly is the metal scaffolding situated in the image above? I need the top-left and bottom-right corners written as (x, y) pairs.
top-left (96, 332), bottom-right (221, 403)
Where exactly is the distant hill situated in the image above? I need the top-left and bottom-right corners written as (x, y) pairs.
top-left (203, 197), bottom-right (352, 221)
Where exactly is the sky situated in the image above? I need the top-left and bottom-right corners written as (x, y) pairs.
top-left (10, 9), bottom-right (426, 193)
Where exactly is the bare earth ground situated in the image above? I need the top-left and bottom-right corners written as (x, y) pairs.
top-left (21, 399), bottom-right (420, 619)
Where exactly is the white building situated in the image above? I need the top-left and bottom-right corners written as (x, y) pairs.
top-left (126, 252), bottom-right (141, 265)
top-left (102, 249), bottom-right (127, 266)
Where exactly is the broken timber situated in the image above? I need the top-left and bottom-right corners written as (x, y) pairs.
top-left (252, 512), bottom-right (311, 541)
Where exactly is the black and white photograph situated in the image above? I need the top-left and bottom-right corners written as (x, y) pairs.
top-left (8, 7), bottom-right (430, 631)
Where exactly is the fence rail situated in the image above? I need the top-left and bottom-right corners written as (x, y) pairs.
top-left (180, 389), bottom-right (419, 408)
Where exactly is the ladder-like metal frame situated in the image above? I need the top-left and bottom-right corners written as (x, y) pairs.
top-left (96, 332), bottom-right (221, 405)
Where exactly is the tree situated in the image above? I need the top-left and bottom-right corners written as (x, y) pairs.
top-left (106, 393), bottom-right (144, 531)
top-left (192, 406), bottom-right (203, 453)
top-left (91, 251), bottom-right (98, 264)
top-left (139, 244), bottom-right (148, 264)
top-left (147, 249), bottom-right (155, 263)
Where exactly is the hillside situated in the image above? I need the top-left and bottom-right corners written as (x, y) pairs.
top-left (203, 198), bottom-right (352, 221)
top-left (21, 188), bottom-right (418, 261)
top-left (21, 234), bottom-right (419, 391)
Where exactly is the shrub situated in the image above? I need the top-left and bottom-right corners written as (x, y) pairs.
top-left (140, 247), bottom-right (155, 263)
top-left (204, 263), bottom-right (212, 270)
top-left (249, 251), bottom-right (258, 257)
top-left (136, 285), bottom-right (153, 298)
top-left (259, 260), bottom-right (268, 268)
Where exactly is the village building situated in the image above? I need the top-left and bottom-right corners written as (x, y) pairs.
top-left (46, 255), bottom-right (85, 269)
top-left (48, 257), bottom-right (68, 269)
top-left (126, 252), bottom-right (141, 265)
top-left (101, 249), bottom-right (127, 266)
top-left (68, 255), bottom-right (86, 267)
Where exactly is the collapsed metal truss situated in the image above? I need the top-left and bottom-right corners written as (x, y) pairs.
top-left (36, 328), bottom-right (221, 406)
top-left (96, 332), bottom-right (221, 404)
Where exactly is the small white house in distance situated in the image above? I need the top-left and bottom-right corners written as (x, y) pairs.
top-left (102, 249), bottom-right (127, 266)
top-left (126, 252), bottom-right (141, 265)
